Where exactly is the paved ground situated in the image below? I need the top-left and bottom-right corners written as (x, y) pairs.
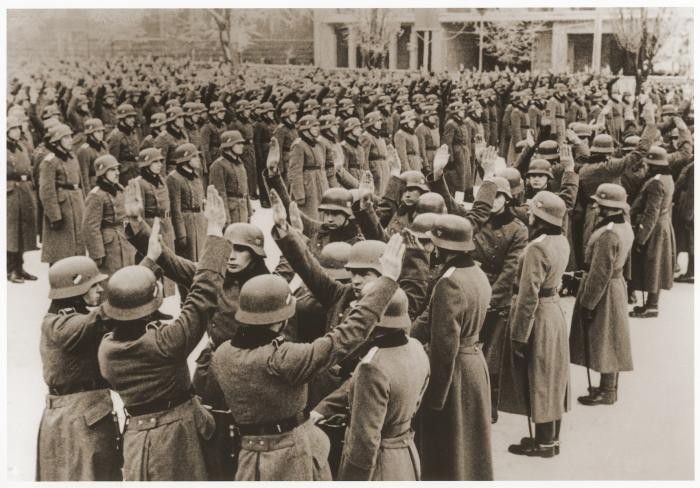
top-left (6, 205), bottom-right (694, 480)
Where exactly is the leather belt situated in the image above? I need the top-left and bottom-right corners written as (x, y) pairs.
top-left (101, 219), bottom-right (128, 229)
top-left (303, 166), bottom-right (322, 170)
top-left (183, 206), bottom-right (201, 213)
top-left (512, 286), bottom-right (557, 297)
top-left (145, 209), bottom-right (171, 219)
top-left (235, 411), bottom-right (307, 436)
top-left (125, 390), bottom-right (193, 417)
top-left (48, 379), bottom-right (108, 396)
top-left (7, 174), bottom-right (30, 182)
top-left (57, 182), bottom-right (81, 190)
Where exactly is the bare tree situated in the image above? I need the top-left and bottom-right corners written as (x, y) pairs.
top-left (349, 9), bottom-right (402, 69)
top-left (612, 7), bottom-right (672, 94)
top-left (482, 21), bottom-right (543, 70)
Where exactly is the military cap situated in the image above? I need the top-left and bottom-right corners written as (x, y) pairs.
top-left (377, 287), bottom-right (411, 329)
top-left (661, 104), bottom-right (677, 116)
top-left (260, 101), bottom-right (275, 114)
top-left (492, 176), bottom-right (513, 199)
top-left (220, 130), bottom-right (246, 149)
top-left (644, 145), bottom-right (669, 166)
top-left (318, 241), bottom-right (352, 280)
top-left (407, 212), bottom-right (439, 239)
top-left (236, 274), bottom-right (296, 326)
top-left (416, 192), bottom-right (446, 214)
top-left (48, 256), bottom-right (108, 299)
top-left (224, 223), bottom-right (266, 257)
top-left (496, 167), bottom-right (524, 196)
top-left (183, 101), bottom-right (199, 115)
top-left (94, 154), bottom-right (120, 178)
top-left (138, 147), bottom-right (164, 168)
top-left (400, 170), bottom-right (429, 192)
top-left (537, 140), bottom-right (560, 160)
top-left (41, 104), bottom-right (61, 120)
top-left (173, 143), bottom-right (199, 164)
top-left (590, 134), bottom-right (615, 154)
top-left (527, 158), bottom-right (553, 178)
top-left (400, 110), bottom-right (417, 125)
top-left (591, 183), bottom-right (629, 210)
top-left (103, 265), bottom-right (163, 321)
top-left (363, 111), bottom-right (383, 127)
top-left (448, 101), bottom-right (465, 114)
top-left (376, 95), bottom-right (392, 108)
top-left (322, 97), bottom-right (337, 109)
top-left (427, 214), bottom-right (475, 252)
top-left (297, 115), bottom-right (320, 131)
top-left (569, 122), bottom-right (592, 138)
top-left (345, 240), bottom-right (386, 274)
top-left (344, 117), bottom-right (362, 133)
top-left (166, 106), bottom-right (185, 122)
top-left (319, 114), bottom-right (338, 131)
top-left (280, 101), bottom-right (298, 117)
top-left (622, 135), bottom-right (641, 153)
top-left (529, 190), bottom-right (566, 227)
top-left (83, 118), bottom-right (105, 134)
top-left (116, 103), bottom-right (137, 119)
top-left (48, 123), bottom-right (73, 143)
top-left (338, 98), bottom-right (354, 110)
top-left (422, 104), bottom-right (438, 117)
top-left (319, 187), bottom-right (353, 216)
top-left (303, 99), bottom-right (320, 114)
top-left (150, 112), bottom-right (167, 128)
top-left (209, 101), bottom-right (226, 114)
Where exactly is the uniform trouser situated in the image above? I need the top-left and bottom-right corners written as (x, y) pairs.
top-left (7, 252), bottom-right (19, 274)
top-left (599, 373), bottom-right (618, 391)
top-left (535, 420), bottom-right (561, 445)
top-left (646, 292), bottom-right (659, 308)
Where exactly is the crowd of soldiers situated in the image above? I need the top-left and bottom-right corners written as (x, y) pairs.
top-left (6, 56), bottom-right (694, 481)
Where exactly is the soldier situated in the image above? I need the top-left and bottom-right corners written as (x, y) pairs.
top-left (376, 95), bottom-right (394, 146)
top-left (252, 101), bottom-right (276, 207)
top-left (570, 183), bottom-right (634, 406)
top-left (76, 118), bottom-right (108, 192)
top-left (394, 109), bottom-right (422, 173)
top-left (66, 93), bottom-right (91, 149)
top-left (201, 101), bottom-right (227, 179)
top-left (673, 161), bottom-right (693, 283)
top-left (341, 117), bottom-right (368, 183)
top-left (82, 155), bottom-right (136, 276)
top-left (547, 83), bottom-right (568, 146)
top-left (156, 106), bottom-right (190, 176)
top-left (107, 103), bottom-right (140, 185)
top-left (320, 97), bottom-right (337, 117)
top-left (7, 115), bottom-right (38, 283)
top-left (442, 102), bottom-right (470, 197)
top-left (337, 97), bottom-right (356, 140)
top-left (209, 234), bottom-right (404, 481)
top-left (167, 143), bottom-right (207, 263)
top-left (93, 85), bottom-right (117, 133)
top-left (230, 100), bottom-right (259, 199)
top-left (289, 115), bottom-right (329, 220)
top-left (139, 112), bottom-right (166, 151)
top-left (183, 102), bottom-right (202, 152)
top-left (209, 130), bottom-right (252, 225)
top-left (313, 287), bottom-right (430, 480)
top-left (37, 256), bottom-right (121, 481)
top-left (465, 101), bottom-right (486, 174)
top-left (500, 191), bottom-right (570, 459)
top-left (507, 92), bottom-right (531, 166)
top-left (273, 101), bottom-right (298, 185)
top-left (318, 114), bottom-right (341, 188)
top-left (415, 104), bottom-right (440, 175)
top-left (629, 146), bottom-right (676, 318)
top-left (411, 214), bottom-right (493, 480)
top-left (39, 123), bottom-right (85, 265)
top-left (98, 193), bottom-right (229, 481)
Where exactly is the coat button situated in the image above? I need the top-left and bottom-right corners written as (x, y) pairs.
top-left (259, 440), bottom-right (264, 445)
top-left (151, 418), bottom-right (155, 423)
top-left (138, 420), bottom-right (143, 425)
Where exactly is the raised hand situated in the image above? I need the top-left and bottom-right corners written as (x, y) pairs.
top-left (204, 185), bottom-right (226, 235)
top-left (401, 228), bottom-right (425, 252)
top-left (560, 144), bottom-right (574, 171)
top-left (387, 144), bottom-right (401, 176)
top-left (642, 102), bottom-right (657, 126)
top-left (525, 129), bottom-right (535, 148)
top-left (379, 233), bottom-right (406, 281)
top-left (146, 218), bottom-right (163, 262)
top-left (267, 137), bottom-right (280, 174)
top-left (480, 146), bottom-right (498, 178)
top-left (124, 178), bottom-right (144, 221)
top-left (433, 144), bottom-right (450, 178)
top-left (288, 201), bottom-right (304, 232)
top-left (269, 189), bottom-right (288, 229)
top-left (565, 128), bottom-right (581, 144)
top-left (358, 170), bottom-right (375, 210)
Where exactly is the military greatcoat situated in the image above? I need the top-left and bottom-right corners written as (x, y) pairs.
top-left (209, 153), bottom-right (251, 225)
top-left (7, 141), bottom-right (38, 254)
top-left (288, 136), bottom-right (329, 220)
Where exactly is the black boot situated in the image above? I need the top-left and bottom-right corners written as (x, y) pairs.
top-left (579, 373), bottom-right (617, 405)
top-left (509, 422), bottom-right (556, 458)
top-left (630, 292), bottom-right (659, 318)
top-left (7, 252), bottom-right (23, 284)
top-left (490, 384), bottom-right (499, 424)
top-left (18, 254), bottom-right (37, 281)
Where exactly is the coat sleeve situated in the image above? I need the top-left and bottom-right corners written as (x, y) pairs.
top-left (375, 175), bottom-right (404, 227)
top-left (668, 126), bottom-right (694, 176)
top-left (442, 122), bottom-right (455, 162)
top-left (466, 180), bottom-right (496, 230)
top-left (609, 122), bottom-right (656, 176)
top-left (394, 132), bottom-right (409, 172)
top-left (416, 128), bottom-right (428, 168)
top-left (423, 277), bottom-right (462, 410)
top-left (427, 172), bottom-right (468, 218)
top-left (634, 179), bottom-right (664, 245)
top-left (490, 223), bottom-right (528, 310)
top-left (578, 230), bottom-right (617, 311)
top-left (76, 148), bottom-right (91, 194)
top-left (340, 362), bottom-right (390, 481)
top-left (200, 125), bottom-right (212, 167)
top-left (167, 175), bottom-right (187, 240)
top-left (510, 243), bottom-right (548, 343)
top-left (511, 109), bottom-right (523, 145)
top-left (336, 167), bottom-right (359, 189)
top-left (353, 203), bottom-right (389, 242)
top-left (153, 236), bottom-right (229, 359)
top-left (50, 307), bottom-right (104, 352)
top-left (82, 191), bottom-right (105, 260)
top-left (209, 162), bottom-right (230, 223)
top-left (267, 276), bottom-right (398, 386)
top-left (314, 376), bottom-right (351, 418)
top-left (107, 133), bottom-right (121, 160)
top-left (288, 142), bottom-right (305, 204)
top-left (39, 157), bottom-right (62, 223)
top-left (557, 169), bottom-right (579, 211)
top-left (399, 248), bottom-right (431, 320)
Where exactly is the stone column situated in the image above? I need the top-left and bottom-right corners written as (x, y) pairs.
top-left (389, 32), bottom-right (398, 69)
top-left (348, 27), bottom-right (357, 68)
top-left (551, 22), bottom-right (567, 72)
top-left (409, 27), bottom-right (418, 70)
top-left (592, 15), bottom-right (603, 72)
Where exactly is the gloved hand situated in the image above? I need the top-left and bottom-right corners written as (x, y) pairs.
top-left (512, 340), bottom-right (529, 360)
top-left (49, 219), bottom-right (64, 230)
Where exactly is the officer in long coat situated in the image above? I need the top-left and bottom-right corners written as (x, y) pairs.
top-left (209, 130), bottom-right (252, 225)
top-left (394, 110), bottom-right (422, 173)
top-left (273, 101), bottom-right (298, 185)
top-left (288, 115), bottom-right (329, 220)
top-left (39, 123), bottom-right (86, 265)
top-left (139, 112), bottom-right (166, 152)
top-left (674, 162), bottom-right (694, 283)
top-left (230, 100), bottom-right (259, 199)
top-left (98, 199), bottom-right (229, 481)
top-left (629, 146), bottom-right (676, 318)
top-left (82, 155), bottom-right (136, 276)
top-left (37, 256), bottom-right (121, 481)
top-left (342, 117), bottom-right (369, 183)
top-left (411, 214), bottom-right (493, 480)
top-left (201, 101), bottom-right (227, 179)
top-left (76, 118), bottom-right (109, 192)
top-left (318, 114), bottom-right (341, 188)
top-left (570, 184), bottom-right (634, 406)
top-left (156, 106), bottom-right (190, 176)
top-left (252, 102), bottom-right (277, 207)
top-left (106, 104), bottom-right (141, 185)
top-left (7, 115), bottom-right (38, 283)
top-left (546, 84), bottom-right (568, 146)
top-left (415, 105), bottom-right (440, 175)
top-left (208, 234), bottom-right (404, 481)
top-left (442, 102), bottom-right (470, 196)
top-left (500, 191), bottom-right (571, 458)
top-left (507, 93), bottom-right (531, 166)
top-left (314, 287), bottom-right (430, 480)
top-left (167, 143), bottom-right (207, 262)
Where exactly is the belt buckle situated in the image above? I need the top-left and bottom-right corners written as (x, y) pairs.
top-left (73, 183), bottom-right (79, 190)
top-left (20, 175), bottom-right (28, 181)
top-left (275, 423), bottom-right (282, 433)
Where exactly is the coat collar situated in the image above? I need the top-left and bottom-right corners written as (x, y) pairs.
top-left (489, 208), bottom-right (516, 228)
top-left (320, 220), bottom-right (361, 242)
top-left (595, 213), bottom-right (625, 229)
top-left (370, 328), bottom-right (409, 348)
top-left (97, 177), bottom-right (122, 196)
top-left (140, 167), bottom-right (163, 187)
top-left (223, 258), bottom-right (269, 288)
top-left (231, 326), bottom-right (281, 349)
top-left (176, 164), bottom-right (197, 180)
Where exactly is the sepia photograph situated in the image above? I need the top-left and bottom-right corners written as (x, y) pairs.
top-left (3, 3), bottom-right (696, 483)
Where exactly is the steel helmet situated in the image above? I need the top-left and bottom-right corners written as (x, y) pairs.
top-left (235, 274), bottom-right (296, 326)
top-left (644, 145), bottom-right (669, 166)
top-left (448, 101), bottom-right (464, 114)
top-left (260, 101), bottom-right (275, 114)
top-left (48, 256), bottom-right (108, 299)
top-left (94, 154), bottom-right (120, 178)
top-left (166, 106), bottom-right (185, 123)
top-left (319, 114), bottom-right (338, 131)
top-left (345, 240), bottom-right (386, 274)
top-left (527, 159), bottom-right (553, 178)
top-left (344, 117), bottom-right (362, 133)
top-left (400, 170), bottom-right (429, 192)
top-left (48, 123), bottom-right (73, 143)
top-left (220, 130), bottom-right (246, 149)
top-left (196, 102), bottom-right (208, 115)
top-left (400, 110), bottom-right (416, 125)
top-left (183, 101), bottom-right (198, 116)
top-left (622, 135), bottom-right (640, 153)
top-left (492, 176), bottom-right (513, 199)
top-left (165, 99), bottom-right (180, 110)
top-left (496, 167), bottom-right (524, 196)
top-left (138, 147), bottom-right (165, 168)
top-left (377, 287), bottom-right (410, 329)
top-left (661, 104), bottom-right (677, 116)
top-left (303, 99), bottom-right (320, 114)
top-left (363, 111), bottom-right (383, 128)
top-left (427, 214), bottom-right (475, 252)
top-left (83, 118), bottom-right (105, 135)
top-left (224, 223), bottom-right (266, 257)
top-left (338, 98), bottom-right (354, 111)
top-left (209, 101), bottom-right (226, 115)
top-left (41, 104), bottom-right (61, 120)
top-left (407, 212), bottom-right (439, 239)
top-left (150, 112), bottom-right (167, 128)
top-left (318, 241), bottom-right (352, 280)
top-left (422, 104), bottom-right (438, 117)
top-left (173, 143), bottom-right (200, 164)
top-left (590, 134), bottom-right (615, 154)
top-left (298, 115), bottom-right (319, 132)
top-left (416, 192), bottom-right (446, 214)
top-left (529, 190), bottom-right (566, 226)
top-left (235, 99), bottom-right (250, 112)
top-left (537, 140), bottom-right (559, 161)
top-left (376, 95), bottom-right (392, 108)
top-left (103, 266), bottom-right (163, 321)
top-left (591, 183), bottom-right (629, 210)
top-left (569, 122), bottom-right (592, 138)
top-left (318, 187), bottom-right (353, 216)
top-left (116, 103), bottom-right (137, 119)
top-left (280, 101), bottom-right (298, 118)
top-left (8, 105), bottom-right (27, 122)
top-left (322, 97), bottom-right (337, 109)
top-left (43, 118), bottom-right (60, 134)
